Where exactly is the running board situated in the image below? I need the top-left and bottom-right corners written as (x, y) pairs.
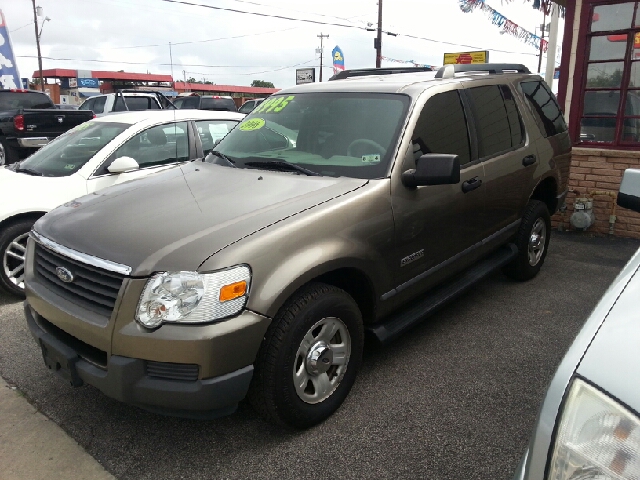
top-left (366, 244), bottom-right (518, 345)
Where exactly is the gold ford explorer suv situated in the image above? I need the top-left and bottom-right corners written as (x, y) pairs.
top-left (23, 64), bottom-right (571, 428)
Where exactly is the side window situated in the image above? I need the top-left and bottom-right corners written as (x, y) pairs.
top-left (173, 98), bottom-right (184, 109)
top-left (195, 120), bottom-right (239, 151)
top-left (520, 80), bottom-right (568, 138)
top-left (238, 101), bottom-right (254, 114)
top-left (467, 85), bottom-right (524, 158)
top-left (179, 96), bottom-right (200, 109)
top-left (108, 122), bottom-right (190, 170)
top-left (92, 96), bottom-right (106, 114)
top-left (411, 90), bottom-right (471, 166)
top-left (80, 98), bottom-right (95, 111)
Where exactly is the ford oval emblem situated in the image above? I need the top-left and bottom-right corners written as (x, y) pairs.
top-left (57, 116), bottom-right (64, 123)
top-left (55, 267), bottom-right (74, 283)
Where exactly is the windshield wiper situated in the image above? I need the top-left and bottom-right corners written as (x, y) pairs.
top-left (245, 160), bottom-right (320, 176)
top-left (206, 150), bottom-right (236, 168)
top-left (15, 166), bottom-right (43, 176)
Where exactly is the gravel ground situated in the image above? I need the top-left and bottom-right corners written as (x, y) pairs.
top-left (1, 232), bottom-right (638, 480)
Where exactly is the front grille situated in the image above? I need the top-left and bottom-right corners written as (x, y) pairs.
top-left (146, 361), bottom-right (199, 382)
top-left (34, 243), bottom-right (124, 319)
top-left (36, 314), bottom-right (108, 369)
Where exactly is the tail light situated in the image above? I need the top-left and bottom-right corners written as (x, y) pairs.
top-left (13, 114), bottom-right (24, 131)
top-left (93, 113), bottom-right (97, 119)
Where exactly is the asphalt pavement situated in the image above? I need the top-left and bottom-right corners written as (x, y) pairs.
top-left (1, 232), bottom-right (639, 480)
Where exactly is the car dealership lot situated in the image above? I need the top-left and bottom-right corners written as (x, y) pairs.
top-left (1, 232), bottom-right (639, 480)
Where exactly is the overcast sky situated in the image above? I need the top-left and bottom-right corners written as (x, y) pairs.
top-left (3, 0), bottom-right (564, 89)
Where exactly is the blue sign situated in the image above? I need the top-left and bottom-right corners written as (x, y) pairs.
top-left (0, 10), bottom-right (21, 89)
top-left (21, 77), bottom-right (28, 89)
top-left (332, 46), bottom-right (345, 76)
top-left (78, 78), bottom-right (99, 88)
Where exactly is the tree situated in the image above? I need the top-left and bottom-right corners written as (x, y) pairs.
top-left (251, 80), bottom-right (275, 88)
top-left (186, 77), bottom-right (197, 83)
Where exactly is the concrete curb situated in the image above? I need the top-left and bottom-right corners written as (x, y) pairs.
top-left (0, 378), bottom-right (115, 480)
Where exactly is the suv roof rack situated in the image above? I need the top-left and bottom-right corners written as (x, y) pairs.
top-left (434, 63), bottom-right (531, 79)
top-left (328, 66), bottom-right (435, 81)
top-left (114, 89), bottom-right (176, 110)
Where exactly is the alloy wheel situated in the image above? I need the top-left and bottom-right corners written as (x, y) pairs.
top-left (528, 218), bottom-right (547, 266)
top-left (2, 232), bottom-right (29, 289)
top-left (293, 316), bottom-right (351, 404)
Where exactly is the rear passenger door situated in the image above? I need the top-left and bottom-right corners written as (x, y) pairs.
top-left (462, 84), bottom-right (537, 236)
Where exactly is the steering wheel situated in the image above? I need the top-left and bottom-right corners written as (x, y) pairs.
top-left (346, 139), bottom-right (386, 158)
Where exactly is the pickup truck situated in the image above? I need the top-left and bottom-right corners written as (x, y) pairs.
top-left (0, 89), bottom-right (95, 166)
top-left (79, 90), bottom-right (176, 117)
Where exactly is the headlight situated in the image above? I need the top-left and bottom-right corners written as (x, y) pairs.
top-left (136, 266), bottom-right (251, 328)
top-left (548, 378), bottom-right (640, 480)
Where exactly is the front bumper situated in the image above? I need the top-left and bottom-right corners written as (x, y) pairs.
top-left (25, 303), bottom-right (258, 417)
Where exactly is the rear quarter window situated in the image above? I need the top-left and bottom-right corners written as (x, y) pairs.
top-left (520, 80), bottom-right (567, 138)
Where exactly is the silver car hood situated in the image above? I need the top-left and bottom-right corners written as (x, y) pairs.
top-left (576, 248), bottom-right (640, 413)
top-left (519, 246), bottom-right (640, 480)
top-left (35, 162), bottom-right (368, 276)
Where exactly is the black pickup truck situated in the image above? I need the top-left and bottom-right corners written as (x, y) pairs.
top-left (0, 89), bottom-right (95, 165)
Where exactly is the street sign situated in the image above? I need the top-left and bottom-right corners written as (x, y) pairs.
top-left (443, 51), bottom-right (489, 65)
top-left (296, 68), bottom-right (315, 85)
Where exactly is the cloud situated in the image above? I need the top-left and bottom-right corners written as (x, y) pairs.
top-left (3, 0), bottom-right (563, 88)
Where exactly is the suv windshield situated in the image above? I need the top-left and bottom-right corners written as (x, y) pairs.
top-left (18, 121), bottom-right (130, 177)
top-left (214, 92), bottom-right (410, 179)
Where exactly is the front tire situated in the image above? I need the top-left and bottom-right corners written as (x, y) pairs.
top-left (503, 200), bottom-right (551, 281)
top-left (248, 283), bottom-right (364, 429)
top-left (0, 219), bottom-right (35, 297)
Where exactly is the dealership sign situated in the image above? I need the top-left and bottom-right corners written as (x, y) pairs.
top-left (443, 51), bottom-right (489, 65)
top-left (296, 68), bottom-right (315, 85)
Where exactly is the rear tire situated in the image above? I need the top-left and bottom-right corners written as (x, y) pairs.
top-left (503, 200), bottom-right (551, 281)
top-left (0, 139), bottom-right (19, 166)
top-left (0, 219), bottom-right (35, 297)
top-left (248, 282), bottom-right (364, 429)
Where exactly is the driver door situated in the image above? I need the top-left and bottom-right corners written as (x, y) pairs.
top-left (87, 121), bottom-right (192, 193)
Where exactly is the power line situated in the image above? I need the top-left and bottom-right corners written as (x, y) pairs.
top-left (157, 0), bottom-right (369, 30)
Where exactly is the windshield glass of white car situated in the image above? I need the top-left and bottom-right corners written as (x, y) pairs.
top-left (17, 122), bottom-right (130, 177)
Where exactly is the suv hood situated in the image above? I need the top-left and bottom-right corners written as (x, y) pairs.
top-left (576, 248), bottom-right (640, 413)
top-left (35, 162), bottom-right (367, 276)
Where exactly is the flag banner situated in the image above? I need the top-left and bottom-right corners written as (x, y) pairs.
top-left (332, 46), bottom-right (345, 75)
top-left (0, 10), bottom-right (21, 89)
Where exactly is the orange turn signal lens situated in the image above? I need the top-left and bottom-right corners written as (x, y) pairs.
top-left (219, 281), bottom-right (247, 302)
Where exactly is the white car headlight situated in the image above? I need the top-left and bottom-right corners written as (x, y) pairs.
top-left (548, 378), bottom-right (640, 480)
top-left (136, 266), bottom-right (251, 328)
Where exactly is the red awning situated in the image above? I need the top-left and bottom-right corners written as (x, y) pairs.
top-left (173, 82), bottom-right (279, 95)
top-left (32, 69), bottom-right (173, 83)
top-left (32, 68), bottom-right (77, 78)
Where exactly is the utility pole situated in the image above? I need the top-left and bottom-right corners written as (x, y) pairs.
top-left (375, 0), bottom-right (383, 68)
top-left (31, 0), bottom-right (44, 92)
top-left (545, 5), bottom-right (560, 87)
top-left (317, 33), bottom-right (329, 82)
top-left (537, 8), bottom-right (547, 74)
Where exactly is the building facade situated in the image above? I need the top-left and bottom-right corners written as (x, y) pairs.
top-left (558, 0), bottom-right (640, 238)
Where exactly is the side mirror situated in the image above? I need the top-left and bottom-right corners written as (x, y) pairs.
top-left (402, 154), bottom-right (460, 188)
top-left (618, 168), bottom-right (640, 213)
top-left (107, 156), bottom-right (139, 174)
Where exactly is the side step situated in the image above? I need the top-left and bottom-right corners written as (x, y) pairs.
top-left (366, 244), bottom-right (518, 345)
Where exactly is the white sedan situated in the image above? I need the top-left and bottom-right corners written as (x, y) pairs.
top-left (0, 109), bottom-right (244, 296)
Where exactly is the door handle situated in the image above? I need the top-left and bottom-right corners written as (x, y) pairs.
top-left (522, 154), bottom-right (537, 167)
top-left (461, 176), bottom-right (482, 193)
